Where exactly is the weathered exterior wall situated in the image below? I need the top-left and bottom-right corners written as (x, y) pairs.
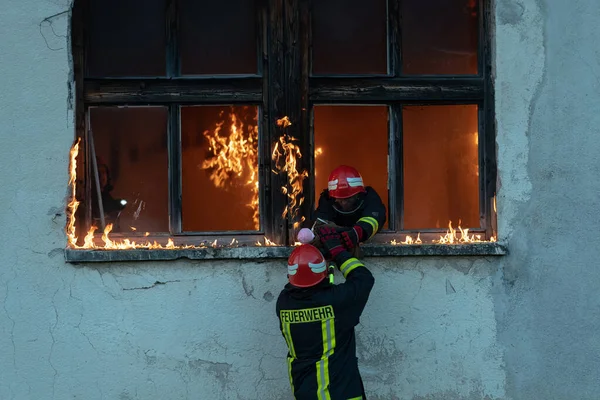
top-left (495, 0), bottom-right (600, 399)
top-left (0, 0), bottom-right (598, 399)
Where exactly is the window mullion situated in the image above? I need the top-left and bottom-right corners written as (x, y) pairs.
top-left (166, 0), bottom-right (180, 78)
top-left (390, 104), bottom-right (403, 231)
top-left (265, 0), bottom-right (288, 245)
top-left (283, 0), bottom-right (310, 240)
top-left (388, 0), bottom-right (401, 76)
top-left (168, 105), bottom-right (182, 234)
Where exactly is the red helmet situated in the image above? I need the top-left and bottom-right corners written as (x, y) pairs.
top-left (287, 244), bottom-right (328, 288)
top-left (327, 165), bottom-right (367, 199)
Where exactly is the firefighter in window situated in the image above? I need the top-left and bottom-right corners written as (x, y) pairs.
top-left (277, 230), bottom-right (375, 399)
top-left (92, 157), bottom-right (127, 231)
top-left (299, 165), bottom-right (387, 258)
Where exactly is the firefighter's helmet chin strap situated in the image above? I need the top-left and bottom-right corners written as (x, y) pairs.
top-left (332, 199), bottom-right (364, 215)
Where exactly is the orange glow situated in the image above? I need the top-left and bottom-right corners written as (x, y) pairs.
top-left (272, 117), bottom-right (308, 230)
top-left (403, 105), bottom-right (479, 229)
top-left (201, 112), bottom-right (259, 229)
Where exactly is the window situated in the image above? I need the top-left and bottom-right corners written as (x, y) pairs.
top-left (70, 0), bottom-right (495, 249)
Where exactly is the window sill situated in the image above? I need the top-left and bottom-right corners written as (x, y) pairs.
top-left (64, 242), bottom-right (507, 263)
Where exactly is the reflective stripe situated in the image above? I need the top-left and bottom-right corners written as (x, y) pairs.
top-left (316, 317), bottom-right (335, 400)
top-left (346, 177), bottom-right (364, 187)
top-left (339, 258), bottom-right (364, 278)
top-left (358, 216), bottom-right (379, 239)
top-left (347, 397), bottom-right (363, 400)
top-left (287, 356), bottom-right (296, 399)
top-left (282, 322), bottom-right (297, 359)
top-left (309, 260), bottom-right (327, 273)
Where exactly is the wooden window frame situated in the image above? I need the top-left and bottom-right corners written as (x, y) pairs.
top-left (71, 0), bottom-right (496, 248)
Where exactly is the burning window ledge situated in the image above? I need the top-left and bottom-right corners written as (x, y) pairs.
top-left (64, 241), bottom-right (506, 263)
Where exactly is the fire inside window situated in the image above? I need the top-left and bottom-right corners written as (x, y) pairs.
top-left (67, 0), bottom-right (496, 250)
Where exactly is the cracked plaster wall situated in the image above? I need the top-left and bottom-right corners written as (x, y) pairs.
top-left (0, 0), bottom-right (598, 399)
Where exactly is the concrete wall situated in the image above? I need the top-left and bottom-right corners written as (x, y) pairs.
top-left (0, 0), bottom-right (598, 399)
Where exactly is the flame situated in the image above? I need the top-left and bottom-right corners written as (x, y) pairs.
top-left (389, 222), bottom-right (497, 245)
top-left (201, 110), bottom-right (259, 230)
top-left (433, 221), bottom-right (492, 244)
top-left (65, 118), bottom-right (498, 250)
top-left (276, 116), bottom-right (291, 128)
top-left (272, 117), bottom-right (308, 230)
top-left (66, 138), bottom-right (81, 247)
top-left (256, 236), bottom-right (279, 246)
top-left (314, 147), bottom-right (323, 177)
top-left (83, 226), bottom-right (96, 248)
top-left (402, 233), bottom-right (422, 245)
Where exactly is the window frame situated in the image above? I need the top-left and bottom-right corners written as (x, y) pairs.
top-left (71, 0), bottom-right (496, 248)
top-left (294, 0), bottom-right (496, 243)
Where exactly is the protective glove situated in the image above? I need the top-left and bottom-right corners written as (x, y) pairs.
top-left (317, 226), bottom-right (346, 260)
top-left (341, 225), bottom-right (364, 249)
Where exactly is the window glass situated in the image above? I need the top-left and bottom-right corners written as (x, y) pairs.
top-left (87, 0), bottom-right (166, 77)
top-left (181, 105), bottom-right (260, 232)
top-left (313, 105), bottom-right (389, 228)
top-left (403, 105), bottom-right (479, 229)
top-left (180, 0), bottom-right (258, 75)
top-left (401, 0), bottom-right (479, 75)
top-left (312, 0), bottom-right (387, 75)
top-left (89, 107), bottom-right (169, 233)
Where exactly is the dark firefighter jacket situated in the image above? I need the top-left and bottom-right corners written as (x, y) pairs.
top-left (276, 253), bottom-right (375, 400)
top-left (313, 186), bottom-right (387, 243)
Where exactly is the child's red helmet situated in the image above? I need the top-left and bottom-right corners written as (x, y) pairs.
top-left (287, 244), bottom-right (328, 288)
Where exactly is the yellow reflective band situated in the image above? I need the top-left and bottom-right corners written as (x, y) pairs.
top-left (280, 306), bottom-right (335, 324)
top-left (339, 258), bottom-right (364, 278)
top-left (347, 397), bottom-right (363, 400)
top-left (316, 317), bottom-right (335, 400)
top-left (358, 216), bottom-right (379, 239)
top-left (282, 322), bottom-right (297, 359)
top-left (287, 356), bottom-right (295, 399)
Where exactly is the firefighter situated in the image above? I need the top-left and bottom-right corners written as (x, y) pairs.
top-left (276, 227), bottom-right (375, 399)
top-left (310, 165), bottom-right (386, 253)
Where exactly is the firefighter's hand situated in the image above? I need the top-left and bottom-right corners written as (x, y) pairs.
top-left (341, 225), bottom-right (363, 249)
top-left (317, 226), bottom-right (346, 260)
